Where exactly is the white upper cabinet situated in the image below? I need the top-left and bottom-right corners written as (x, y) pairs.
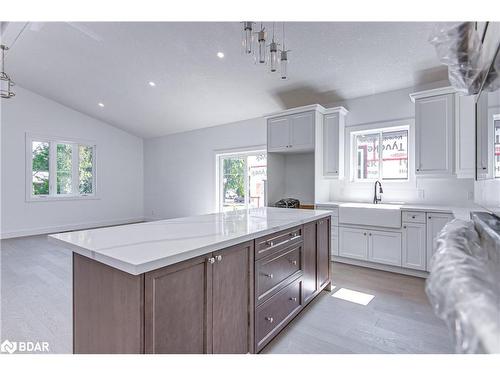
top-left (267, 108), bottom-right (316, 153)
top-left (290, 112), bottom-right (315, 150)
top-left (411, 89), bottom-right (455, 176)
top-left (268, 117), bottom-right (290, 152)
top-left (322, 107), bottom-right (348, 178)
top-left (455, 94), bottom-right (476, 178)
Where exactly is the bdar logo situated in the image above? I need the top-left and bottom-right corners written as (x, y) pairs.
top-left (1, 340), bottom-right (17, 354)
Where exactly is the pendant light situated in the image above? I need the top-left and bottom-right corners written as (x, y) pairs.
top-left (279, 23), bottom-right (290, 80)
top-left (256, 23), bottom-right (267, 64)
top-left (0, 44), bottom-right (15, 99)
top-left (269, 23), bottom-right (279, 73)
top-left (241, 22), bottom-right (254, 54)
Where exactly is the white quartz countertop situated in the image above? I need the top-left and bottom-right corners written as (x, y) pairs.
top-left (315, 201), bottom-right (487, 220)
top-left (49, 207), bottom-right (331, 275)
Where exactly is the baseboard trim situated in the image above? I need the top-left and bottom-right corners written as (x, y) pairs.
top-left (332, 255), bottom-right (429, 279)
top-left (1, 217), bottom-right (145, 239)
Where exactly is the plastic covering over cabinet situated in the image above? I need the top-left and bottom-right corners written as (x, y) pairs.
top-left (425, 214), bottom-right (500, 353)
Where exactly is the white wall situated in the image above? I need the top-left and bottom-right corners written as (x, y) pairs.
top-left (1, 86), bottom-right (144, 238)
top-left (143, 117), bottom-right (266, 220)
top-left (325, 84), bottom-right (475, 205)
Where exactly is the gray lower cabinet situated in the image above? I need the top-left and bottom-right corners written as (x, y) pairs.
top-left (316, 217), bottom-right (331, 290)
top-left (144, 254), bottom-right (212, 354)
top-left (302, 221), bottom-right (318, 304)
top-left (368, 230), bottom-right (402, 267)
top-left (73, 219), bottom-right (330, 354)
top-left (426, 213), bottom-right (453, 270)
top-left (145, 241), bottom-right (254, 354)
top-left (402, 223), bottom-right (426, 270)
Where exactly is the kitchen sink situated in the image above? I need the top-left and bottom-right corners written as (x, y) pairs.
top-left (338, 202), bottom-right (402, 228)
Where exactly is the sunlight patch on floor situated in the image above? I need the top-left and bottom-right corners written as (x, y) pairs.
top-left (331, 287), bottom-right (375, 306)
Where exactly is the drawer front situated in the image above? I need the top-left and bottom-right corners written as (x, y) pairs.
top-left (255, 226), bottom-right (302, 260)
top-left (255, 278), bottom-right (302, 351)
top-left (402, 211), bottom-right (426, 223)
top-left (256, 244), bottom-right (302, 304)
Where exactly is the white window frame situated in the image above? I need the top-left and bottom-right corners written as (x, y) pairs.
top-left (25, 133), bottom-right (98, 202)
top-left (214, 145), bottom-right (267, 212)
top-left (346, 119), bottom-right (416, 189)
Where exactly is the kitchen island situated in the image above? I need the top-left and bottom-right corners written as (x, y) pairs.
top-left (49, 207), bottom-right (332, 354)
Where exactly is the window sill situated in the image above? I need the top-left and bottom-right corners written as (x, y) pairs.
top-left (26, 195), bottom-right (100, 203)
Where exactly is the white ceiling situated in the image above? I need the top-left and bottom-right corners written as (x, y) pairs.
top-left (4, 22), bottom-right (446, 138)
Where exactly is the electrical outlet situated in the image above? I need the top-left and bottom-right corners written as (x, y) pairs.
top-left (467, 191), bottom-right (474, 200)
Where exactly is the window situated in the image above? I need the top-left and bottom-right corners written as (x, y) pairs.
top-left (27, 135), bottom-right (96, 200)
top-left (495, 120), bottom-right (500, 178)
top-left (352, 126), bottom-right (409, 181)
top-left (217, 150), bottom-right (267, 212)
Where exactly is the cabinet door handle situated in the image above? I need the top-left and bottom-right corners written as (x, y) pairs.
top-left (215, 255), bottom-right (222, 262)
top-left (363, 232), bottom-right (367, 236)
top-left (289, 232), bottom-right (298, 238)
top-left (207, 257), bottom-right (215, 264)
top-left (265, 316), bottom-right (274, 323)
top-left (289, 297), bottom-right (297, 302)
top-left (263, 273), bottom-right (274, 279)
top-left (428, 216), bottom-right (432, 219)
top-left (411, 215), bottom-right (416, 219)
top-left (403, 225), bottom-right (407, 229)
top-left (369, 233), bottom-right (372, 236)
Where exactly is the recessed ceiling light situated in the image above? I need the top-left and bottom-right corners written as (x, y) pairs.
top-left (148, 81), bottom-right (156, 87)
top-left (98, 102), bottom-right (104, 108)
top-left (217, 52), bottom-right (225, 59)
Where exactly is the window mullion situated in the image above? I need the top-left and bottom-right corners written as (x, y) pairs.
top-left (49, 141), bottom-right (57, 195)
top-left (72, 143), bottom-right (79, 195)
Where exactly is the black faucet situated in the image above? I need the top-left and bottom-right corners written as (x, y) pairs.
top-left (373, 180), bottom-right (383, 204)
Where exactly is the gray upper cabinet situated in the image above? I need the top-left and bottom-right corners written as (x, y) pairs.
top-left (411, 88), bottom-right (455, 177)
top-left (322, 107), bottom-right (348, 178)
top-left (267, 110), bottom-right (315, 153)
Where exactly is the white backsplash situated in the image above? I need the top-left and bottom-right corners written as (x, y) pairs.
top-left (475, 179), bottom-right (500, 216)
top-left (330, 177), bottom-right (475, 206)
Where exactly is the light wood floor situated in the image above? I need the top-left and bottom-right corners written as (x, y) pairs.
top-left (0, 235), bottom-right (454, 354)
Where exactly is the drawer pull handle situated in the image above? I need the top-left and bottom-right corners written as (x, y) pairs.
top-left (289, 297), bottom-right (297, 302)
top-left (289, 232), bottom-right (298, 238)
top-left (263, 273), bottom-right (274, 279)
top-left (364, 232), bottom-right (367, 236)
top-left (290, 259), bottom-right (297, 265)
top-left (265, 316), bottom-right (274, 323)
top-left (266, 241), bottom-right (275, 247)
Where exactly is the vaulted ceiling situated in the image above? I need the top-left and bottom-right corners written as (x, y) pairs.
top-left (3, 22), bottom-right (446, 138)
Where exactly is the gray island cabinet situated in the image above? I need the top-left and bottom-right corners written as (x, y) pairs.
top-left (50, 207), bottom-right (331, 354)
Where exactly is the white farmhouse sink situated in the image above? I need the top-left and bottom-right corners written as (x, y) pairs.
top-left (338, 202), bottom-right (402, 228)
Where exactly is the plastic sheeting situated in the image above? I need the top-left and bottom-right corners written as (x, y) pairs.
top-left (425, 219), bottom-right (500, 353)
top-left (429, 22), bottom-right (484, 95)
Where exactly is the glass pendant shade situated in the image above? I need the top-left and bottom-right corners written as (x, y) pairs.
top-left (280, 50), bottom-right (289, 80)
top-left (269, 41), bottom-right (278, 72)
top-left (257, 29), bottom-right (266, 64)
top-left (242, 22), bottom-right (254, 54)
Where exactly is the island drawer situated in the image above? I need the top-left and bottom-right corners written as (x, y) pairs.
top-left (403, 211), bottom-right (426, 223)
top-left (255, 226), bottom-right (302, 260)
top-left (255, 244), bottom-right (302, 305)
top-left (255, 277), bottom-right (302, 352)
